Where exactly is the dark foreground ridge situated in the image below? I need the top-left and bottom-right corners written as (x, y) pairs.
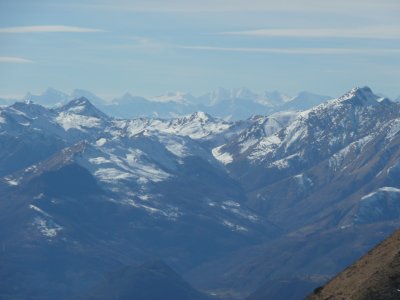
top-left (307, 229), bottom-right (400, 300)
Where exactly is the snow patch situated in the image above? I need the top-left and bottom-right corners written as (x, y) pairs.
top-left (222, 220), bottom-right (248, 232)
top-left (212, 145), bottom-right (233, 165)
top-left (248, 135), bottom-right (281, 160)
top-left (4, 177), bottom-right (19, 186)
top-left (29, 204), bottom-right (51, 217)
top-left (94, 168), bottom-right (134, 182)
top-left (96, 138), bottom-right (107, 147)
top-left (121, 199), bottom-right (181, 220)
top-left (33, 193), bottom-right (45, 200)
top-left (89, 157), bottom-right (112, 165)
top-left (55, 112), bottom-right (101, 131)
top-left (33, 217), bottom-right (62, 238)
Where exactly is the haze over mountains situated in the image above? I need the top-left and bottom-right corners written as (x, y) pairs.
top-left (0, 86), bottom-right (400, 299)
top-left (0, 87), bottom-right (332, 120)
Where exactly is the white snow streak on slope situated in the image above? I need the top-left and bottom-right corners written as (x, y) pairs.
top-left (212, 145), bottom-right (233, 165)
top-left (386, 119), bottom-right (400, 141)
top-left (239, 138), bottom-right (258, 154)
top-left (328, 134), bottom-right (374, 171)
top-left (158, 135), bottom-right (189, 158)
top-left (222, 220), bottom-right (248, 232)
top-left (4, 177), bottom-right (19, 186)
top-left (55, 112), bottom-right (101, 131)
top-left (89, 157), bottom-right (112, 164)
top-left (96, 138), bottom-right (107, 146)
top-left (33, 217), bottom-right (63, 238)
top-left (87, 148), bottom-right (170, 184)
top-left (249, 135), bottom-right (281, 160)
top-left (94, 168), bottom-right (135, 182)
top-left (29, 204), bottom-right (51, 217)
top-left (361, 187), bottom-right (400, 200)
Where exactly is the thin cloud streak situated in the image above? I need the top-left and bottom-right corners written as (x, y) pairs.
top-left (64, 0), bottom-right (400, 14)
top-left (221, 27), bottom-right (400, 40)
top-left (0, 25), bottom-right (106, 34)
top-left (180, 46), bottom-right (400, 55)
top-left (0, 56), bottom-right (33, 63)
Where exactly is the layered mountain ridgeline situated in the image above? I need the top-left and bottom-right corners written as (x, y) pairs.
top-left (187, 87), bottom-right (400, 299)
top-left (0, 97), bottom-right (278, 299)
top-left (80, 261), bottom-right (211, 300)
top-left (1, 87), bottom-right (400, 299)
top-left (0, 87), bottom-right (331, 120)
top-left (306, 229), bottom-right (400, 300)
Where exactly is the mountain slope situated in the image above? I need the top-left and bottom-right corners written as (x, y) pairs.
top-left (81, 261), bottom-right (211, 300)
top-left (0, 98), bottom-right (279, 299)
top-left (307, 229), bottom-right (400, 300)
top-left (186, 87), bottom-right (400, 299)
top-left (1, 87), bottom-right (400, 300)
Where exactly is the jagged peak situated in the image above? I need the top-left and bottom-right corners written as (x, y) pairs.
top-left (183, 111), bottom-right (214, 122)
top-left (25, 87), bottom-right (68, 99)
top-left (10, 100), bottom-right (48, 113)
top-left (336, 86), bottom-right (391, 106)
top-left (232, 87), bottom-right (257, 100)
top-left (58, 97), bottom-right (110, 119)
top-left (150, 91), bottom-right (193, 103)
top-left (70, 89), bottom-right (104, 103)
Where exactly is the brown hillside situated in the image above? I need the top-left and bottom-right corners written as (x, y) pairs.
top-left (307, 229), bottom-right (400, 300)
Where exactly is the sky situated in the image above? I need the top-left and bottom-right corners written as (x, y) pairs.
top-left (0, 0), bottom-right (399, 99)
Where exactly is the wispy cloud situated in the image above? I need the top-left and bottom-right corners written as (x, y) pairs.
top-left (0, 56), bottom-right (33, 63)
top-left (221, 27), bottom-right (400, 40)
top-left (0, 25), bottom-right (105, 34)
top-left (180, 46), bottom-right (400, 55)
top-left (65, 0), bottom-right (400, 14)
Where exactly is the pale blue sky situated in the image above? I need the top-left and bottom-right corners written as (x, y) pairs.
top-left (0, 0), bottom-right (399, 99)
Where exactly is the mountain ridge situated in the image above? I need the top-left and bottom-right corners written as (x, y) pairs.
top-left (1, 86), bottom-right (400, 299)
top-left (1, 87), bottom-right (333, 120)
top-left (307, 229), bottom-right (400, 300)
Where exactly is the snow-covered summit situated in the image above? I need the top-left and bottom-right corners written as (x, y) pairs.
top-left (216, 86), bottom-right (400, 174)
top-left (24, 88), bottom-right (70, 106)
top-left (335, 86), bottom-right (391, 106)
top-left (57, 97), bottom-right (109, 120)
top-left (150, 91), bottom-right (194, 103)
top-left (180, 111), bottom-right (213, 123)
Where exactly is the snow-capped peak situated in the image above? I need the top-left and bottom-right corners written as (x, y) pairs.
top-left (208, 87), bottom-right (231, 104)
top-left (58, 97), bottom-right (108, 118)
top-left (232, 87), bottom-right (257, 101)
top-left (24, 88), bottom-right (70, 107)
top-left (336, 86), bottom-right (390, 106)
top-left (150, 91), bottom-right (193, 103)
top-left (71, 89), bottom-right (104, 105)
top-left (185, 111), bottom-right (212, 122)
top-left (257, 90), bottom-right (291, 106)
top-left (54, 98), bottom-right (111, 132)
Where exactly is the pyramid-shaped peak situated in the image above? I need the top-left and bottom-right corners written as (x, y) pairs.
top-left (68, 96), bottom-right (93, 106)
top-left (59, 97), bottom-right (109, 119)
top-left (336, 86), bottom-right (390, 106)
top-left (187, 111), bottom-right (214, 121)
top-left (232, 87), bottom-right (257, 99)
top-left (340, 86), bottom-right (374, 101)
top-left (43, 87), bottom-right (67, 96)
top-left (11, 100), bottom-right (47, 111)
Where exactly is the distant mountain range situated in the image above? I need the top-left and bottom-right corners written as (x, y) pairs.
top-left (0, 87), bottom-right (332, 120)
top-left (1, 86), bottom-right (400, 299)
